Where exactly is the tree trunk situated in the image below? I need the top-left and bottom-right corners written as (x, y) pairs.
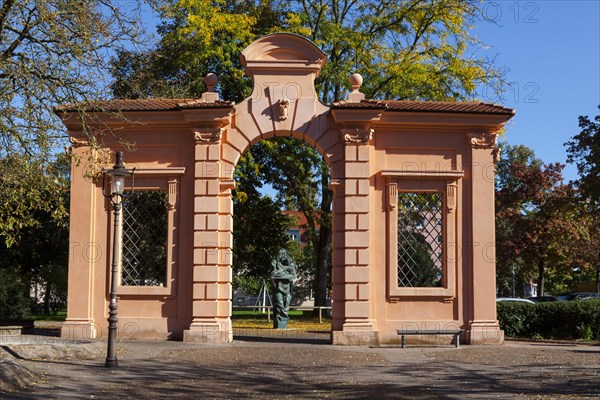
top-left (313, 224), bottom-right (331, 313)
top-left (43, 281), bottom-right (51, 314)
top-left (595, 249), bottom-right (600, 294)
top-left (537, 259), bottom-right (545, 297)
top-left (313, 172), bottom-right (333, 315)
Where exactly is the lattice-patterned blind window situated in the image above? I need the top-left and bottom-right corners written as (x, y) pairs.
top-left (122, 191), bottom-right (168, 286)
top-left (397, 192), bottom-right (443, 288)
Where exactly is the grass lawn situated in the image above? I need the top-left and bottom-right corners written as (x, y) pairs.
top-left (25, 310), bottom-right (331, 331)
top-left (232, 310), bottom-right (331, 331)
top-left (27, 311), bottom-right (67, 322)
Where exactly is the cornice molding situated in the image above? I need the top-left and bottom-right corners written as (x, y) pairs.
top-left (380, 170), bottom-right (463, 180)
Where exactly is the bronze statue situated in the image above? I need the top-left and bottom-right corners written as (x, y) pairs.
top-left (271, 249), bottom-right (296, 329)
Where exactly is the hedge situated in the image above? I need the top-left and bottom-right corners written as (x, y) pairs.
top-left (497, 299), bottom-right (600, 341)
top-left (0, 267), bottom-right (31, 320)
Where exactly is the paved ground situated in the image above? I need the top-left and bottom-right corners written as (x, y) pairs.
top-left (0, 333), bottom-right (598, 399)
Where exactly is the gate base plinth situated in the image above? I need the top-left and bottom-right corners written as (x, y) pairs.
top-left (60, 320), bottom-right (99, 341)
top-left (183, 322), bottom-right (233, 344)
top-left (331, 323), bottom-right (379, 345)
top-left (467, 321), bottom-right (504, 345)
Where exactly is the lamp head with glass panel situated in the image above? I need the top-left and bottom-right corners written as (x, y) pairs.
top-left (103, 151), bottom-right (134, 204)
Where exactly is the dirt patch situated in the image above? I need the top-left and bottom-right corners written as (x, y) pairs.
top-left (1, 342), bottom-right (104, 361)
top-left (425, 344), bottom-right (600, 366)
top-left (160, 346), bottom-right (389, 368)
top-left (3, 341), bottom-right (599, 399)
top-left (0, 360), bottom-right (43, 393)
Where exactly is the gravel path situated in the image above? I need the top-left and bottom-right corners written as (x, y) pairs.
top-left (0, 338), bottom-right (598, 399)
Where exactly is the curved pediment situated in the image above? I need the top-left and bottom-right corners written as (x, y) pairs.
top-left (241, 33), bottom-right (326, 73)
top-left (257, 48), bottom-right (308, 61)
top-left (235, 33), bottom-right (330, 147)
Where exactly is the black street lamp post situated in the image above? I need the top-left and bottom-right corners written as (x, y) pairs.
top-left (102, 151), bottom-right (133, 368)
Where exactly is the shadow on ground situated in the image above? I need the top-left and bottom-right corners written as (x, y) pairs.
top-left (1, 339), bottom-right (599, 399)
top-left (233, 327), bottom-right (330, 345)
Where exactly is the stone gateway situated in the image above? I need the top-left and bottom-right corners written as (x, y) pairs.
top-left (56, 33), bottom-right (514, 345)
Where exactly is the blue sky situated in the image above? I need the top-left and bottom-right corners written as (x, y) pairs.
top-left (473, 0), bottom-right (599, 182)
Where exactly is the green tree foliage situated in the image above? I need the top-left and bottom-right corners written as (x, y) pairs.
top-left (285, 239), bottom-right (315, 305)
top-left (0, 267), bottom-right (30, 319)
top-left (0, 153), bottom-right (69, 317)
top-left (565, 206), bottom-right (600, 294)
top-left (233, 151), bottom-right (294, 288)
top-left (397, 193), bottom-right (443, 288)
top-left (249, 137), bottom-right (332, 309)
top-left (112, 0), bottom-right (287, 100)
top-left (122, 191), bottom-right (169, 286)
top-left (564, 106), bottom-right (600, 294)
top-left (495, 143), bottom-right (593, 296)
top-left (398, 237), bottom-right (439, 287)
top-left (287, 0), bottom-right (504, 103)
top-left (1, 0), bottom-right (148, 158)
top-left (113, 0), bottom-right (504, 103)
top-left (495, 144), bottom-right (539, 296)
top-left (0, 154), bottom-right (68, 247)
top-left (0, 0), bottom-right (149, 317)
top-left (565, 107), bottom-right (600, 208)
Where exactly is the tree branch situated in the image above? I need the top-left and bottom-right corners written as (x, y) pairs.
top-left (0, 0), bottom-right (15, 39)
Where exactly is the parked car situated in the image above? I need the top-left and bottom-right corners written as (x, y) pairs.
top-left (496, 297), bottom-right (536, 304)
top-left (528, 296), bottom-right (559, 303)
top-left (563, 292), bottom-right (600, 301)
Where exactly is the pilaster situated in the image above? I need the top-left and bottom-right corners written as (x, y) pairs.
top-left (184, 127), bottom-right (233, 343)
top-left (466, 132), bottom-right (503, 344)
top-left (331, 128), bottom-right (377, 345)
top-left (61, 140), bottom-right (100, 340)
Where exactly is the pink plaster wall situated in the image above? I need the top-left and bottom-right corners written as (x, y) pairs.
top-left (58, 34), bottom-right (512, 345)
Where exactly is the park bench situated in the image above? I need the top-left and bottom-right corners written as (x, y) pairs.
top-left (0, 325), bottom-right (23, 342)
top-left (397, 329), bottom-right (465, 348)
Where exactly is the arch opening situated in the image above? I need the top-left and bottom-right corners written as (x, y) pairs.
top-left (229, 133), bottom-right (334, 342)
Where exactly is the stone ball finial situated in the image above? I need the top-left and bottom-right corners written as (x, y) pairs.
top-left (349, 73), bottom-right (363, 91)
top-left (347, 73), bottom-right (365, 102)
top-left (204, 73), bottom-right (218, 92)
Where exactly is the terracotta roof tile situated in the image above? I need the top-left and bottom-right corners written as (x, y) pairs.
top-left (177, 99), bottom-right (235, 109)
top-left (332, 99), bottom-right (515, 115)
top-left (330, 100), bottom-right (387, 110)
top-left (54, 98), bottom-right (234, 113)
top-left (56, 97), bottom-right (513, 116)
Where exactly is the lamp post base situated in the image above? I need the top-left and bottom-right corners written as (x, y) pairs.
top-left (105, 358), bottom-right (118, 368)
